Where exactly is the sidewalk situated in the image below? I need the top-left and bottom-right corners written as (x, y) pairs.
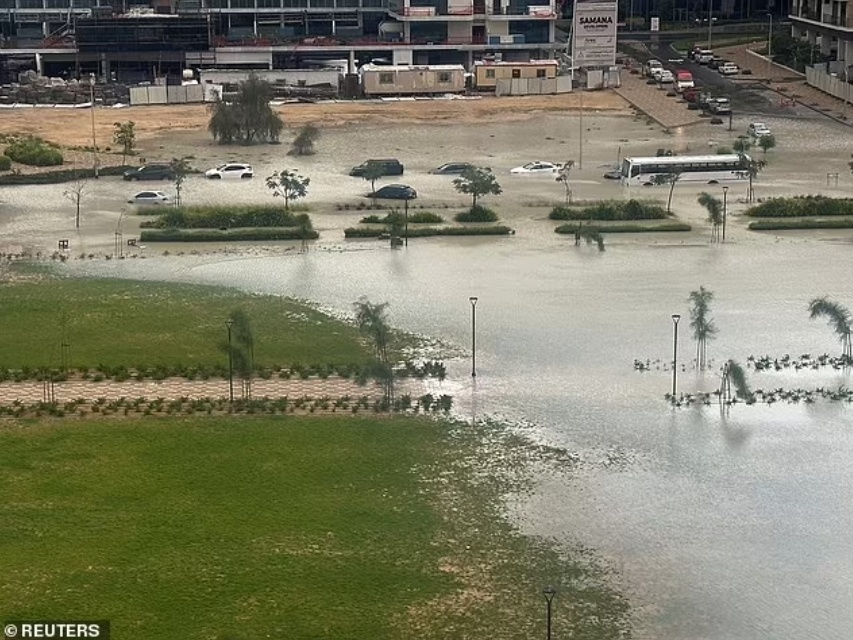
top-left (613, 71), bottom-right (706, 129)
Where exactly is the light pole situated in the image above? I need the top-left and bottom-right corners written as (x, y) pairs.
top-left (671, 314), bottom-right (681, 397)
top-left (404, 197), bottom-right (409, 247)
top-left (766, 13), bottom-right (773, 82)
top-left (706, 0), bottom-right (713, 50)
top-left (225, 318), bottom-right (234, 402)
top-left (722, 185), bottom-right (729, 242)
top-left (89, 73), bottom-right (99, 179)
top-left (543, 585), bottom-right (557, 640)
top-left (469, 296), bottom-right (478, 377)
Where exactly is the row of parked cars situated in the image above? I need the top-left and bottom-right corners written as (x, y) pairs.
top-left (688, 46), bottom-right (740, 75)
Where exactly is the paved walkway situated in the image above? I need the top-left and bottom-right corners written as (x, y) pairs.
top-left (613, 71), bottom-right (706, 129)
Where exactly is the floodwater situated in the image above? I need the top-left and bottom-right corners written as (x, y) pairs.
top-left (7, 110), bottom-right (853, 639)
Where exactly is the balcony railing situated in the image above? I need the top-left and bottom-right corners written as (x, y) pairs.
top-left (213, 33), bottom-right (499, 46)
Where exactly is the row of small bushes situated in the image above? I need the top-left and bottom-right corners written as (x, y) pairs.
top-left (0, 164), bottom-right (130, 185)
top-left (344, 225), bottom-right (514, 238)
top-left (360, 212), bottom-right (444, 224)
top-left (454, 205), bottom-right (499, 222)
top-left (3, 136), bottom-right (63, 166)
top-left (555, 222), bottom-right (692, 234)
top-left (0, 155), bottom-right (11, 171)
top-left (139, 205), bottom-right (313, 230)
top-left (745, 196), bottom-right (853, 218)
top-left (140, 227), bottom-right (319, 242)
top-left (748, 218), bottom-right (853, 231)
top-left (550, 199), bottom-right (668, 221)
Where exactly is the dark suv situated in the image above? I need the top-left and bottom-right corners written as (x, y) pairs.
top-left (123, 164), bottom-right (175, 181)
top-left (349, 159), bottom-right (404, 177)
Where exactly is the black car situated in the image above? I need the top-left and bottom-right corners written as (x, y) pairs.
top-left (429, 162), bottom-right (490, 175)
top-left (603, 168), bottom-right (622, 180)
top-left (349, 159), bottom-right (404, 178)
top-left (123, 163), bottom-right (175, 181)
top-left (366, 184), bottom-right (417, 200)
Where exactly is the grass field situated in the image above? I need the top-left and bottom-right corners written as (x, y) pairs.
top-left (0, 416), bottom-right (632, 640)
top-left (0, 277), bottom-right (374, 369)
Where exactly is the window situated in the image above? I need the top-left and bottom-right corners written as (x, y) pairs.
top-left (485, 69), bottom-right (495, 78)
top-left (19, 0), bottom-right (44, 8)
top-left (536, 68), bottom-right (546, 78)
top-left (437, 71), bottom-right (451, 83)
top-left (511, 68), bottom-right (521, 78)
top-left (379, 72), bottom-right (394, 84)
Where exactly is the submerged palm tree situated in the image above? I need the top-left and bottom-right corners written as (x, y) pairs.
top-left (354, 298), bottom-right (393, 404)
top-left (221, 308), bottom-right (255, 400)
top-left (689, 286), bottom-right (717, 369)
top-left (697, 192), bottom-right (723, 243)
top-left (808, 297), bottom-right (852, 360)
top-left (720, 359), bottom-right (753, 404)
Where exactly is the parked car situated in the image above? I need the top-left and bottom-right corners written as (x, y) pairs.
top-left (658, 70), bottom-right (675, 84)
top-left (603, 168), bottom-right (623, 180)
top-left (127, 190), bottom-right (172, 205)
top-left (718, 63), bottom-right (740, 76)
top-left (510, 161), bottom-right (563, 174)
top-left (748, 122), bottom-right (772, 137)
top-left (675, 70), bottom-right (695, 92)
top-left (707, 57), bottom-right (726, 70)
top-left (123, 163), bottom-right (175, 181)
top-left (349, 158), bottom-right (404, 177)
top-left (644, 59), bottom-right (664, 78)
top-left (429, 162), bottom-right (487, 175)
top-left (696, 49), bottom-right (714, 65)
top-left (366, 184), bottom-right (417, 200)
top-left (710, 97), bottom-right (732, 114)
top-left (205, 163), bottom-right (254, 179)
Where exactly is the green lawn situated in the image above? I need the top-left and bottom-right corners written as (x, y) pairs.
top-left (0, 416), bottom-right (632, 640)
top-left (0, 277), bottom-right (372, 369)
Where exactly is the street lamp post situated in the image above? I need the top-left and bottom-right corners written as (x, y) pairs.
top-left (225, 318), bottom-right (234, 402)
top-left (766, 13), bottom-right (773, 82)
top-left (671, 314), bottom-right (681, 397)
top-left (722, 185), bottom-right (729, 242)
top-left (404, 197), bottom-right (409, 247)
top-left (543, 585), bottom-right (557, 640)
top-left (469, 296), bottom-right (478, 377)
top-left (89, 73), bottom-right (99, 179)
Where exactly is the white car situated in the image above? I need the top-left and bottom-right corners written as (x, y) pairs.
top-left (658, 70), bottom-right (675, 84)
top-left (205, 163), bottom-right (254, 179)
top-left (718, 63), bottom-right (740, 76)
top-left (127, 190), bottom-right (172, 205)
top-left (748, 122), bottom-right (772, 138)
top-left (510, 161), bottom-right (563, 174)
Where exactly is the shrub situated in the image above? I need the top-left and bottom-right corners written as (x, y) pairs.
top-left (0, 155), bottom-right (11, 171)
top-left (344, 225), bottom-right (513, 238)
top-left (140, 227), bottom-right (320, 242)
top-left (748, 218), bottom-right (853, 230)
top-left (549, 199), bottom-right (667, 221)
top-left (4, 136), bottom-right (63, 166)
top-left (555, 222), bottom-right (691, 234)
top-left (0, 165), bottom-right (129, 185)
top-left (745, 196), bottom-right (853, 218)
top-left (146, 205), bottom-right (314, 230)
top-left (454, 205), bottom-right (498, 223)
top-left (359, 211), bottom-right (444, 225)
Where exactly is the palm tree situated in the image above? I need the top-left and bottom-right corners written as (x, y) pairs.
top-left (689, 286), bottom-right (717, 369)
top-left (697, 192), bottom-right (722, 243)
top-left (353, 298), bottom-right (393, 404)
top-left (222, 308), bottom-right (254, 400)
top-left (720, 360), bottom-right (753, 404)
top-left (808, 297), bottom-right (852, 360)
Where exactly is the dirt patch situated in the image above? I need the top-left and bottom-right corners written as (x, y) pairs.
top-left (0, 92), bottom-right (630, 149)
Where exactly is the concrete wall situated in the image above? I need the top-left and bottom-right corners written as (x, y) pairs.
top-left (494, 75), bottom-right (571, 95)
top-left (447, 22), bottom-right (471, 41)
top-left (129, 84), bottom-right (204, 106)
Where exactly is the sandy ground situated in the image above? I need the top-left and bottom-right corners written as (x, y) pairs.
top-left (0, 92), bottom-right (630, 150)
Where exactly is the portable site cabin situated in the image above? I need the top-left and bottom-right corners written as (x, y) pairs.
top-left (473, 60), bottom-right (559, 90)
top-left (360, 64), bottom-right (466, 96)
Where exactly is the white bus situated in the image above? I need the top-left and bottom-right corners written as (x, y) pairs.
top-left (620, 154), bottom-right (750, 186)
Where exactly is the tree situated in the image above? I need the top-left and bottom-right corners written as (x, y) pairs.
top-left (112, 121), bottom-right (136, 165)
top-left (651, 171), bottom-right (682, 212)
top-left (170, 156), bottom-right (191, 206)
top-left (720, 360), bottom-right (753, 404)
top-left (848, 153), bottom-right (853, 179)
top-left (227, 308), bottom-right (255, 399)
top-left (361, 162), bottom-right (386, 207)
top-left (289, 124), bottom-right (320, 156)
top-left (697, 192), bottom-right (723, 243)
top-left (63, 180), bottom-right (88, 229)
top-left (757, 134), bottom-right (776, 154)
top-left (266, 169), bottom-right (310, 210)
top-left (556, 160), bottom-right (576, 205)
top-left (575, 224), bottom-right (605, 251)
top-left (353, 298), bottom-right (394, 405)
top-left (733, 135), bottom-right (752, 155)
top-left (737, 156), bottom-right (766, 203)
top-left (688, 286), bottom-right (716, 369)
top-left (808, 297), bottom-right (852, 360)
top-left (208, 74), bottom-right (284, 145)
top-left (453, 166), bottom-right (502, 209)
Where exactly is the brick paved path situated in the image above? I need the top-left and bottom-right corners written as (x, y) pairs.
top-left (614, 71), bottom-right (706, 129)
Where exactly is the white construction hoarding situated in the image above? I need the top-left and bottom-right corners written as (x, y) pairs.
top-left (572, 0), bottom-right (618, 67)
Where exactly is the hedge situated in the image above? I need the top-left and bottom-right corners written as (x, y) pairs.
top-left (745, 196), bottom-right (853, 218)
top-left (555, 222), bottom-right (692, 234)
top-left (344, 226), bottom-right (513, 238)
top-left (360, 212), bottom-right (444, 224)
top-left (748, 218), bottom-right (853, 230)
top-left (3, 136), bottom-right (63, 166)
top-left (550, 199), bottom-right (667, 221)
top-left (142, 205), bottom-right (313, 230)
top-left (454, 205), bottom-right (499, 223)
top-left (0, 165), bottom-right (130, 185)
top-left (140, 227), bottom-right (320, 242)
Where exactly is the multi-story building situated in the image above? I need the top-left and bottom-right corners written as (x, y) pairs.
top-left (789, 0), bottom-right (852, 65)
top-left (0, 0), bottom-right (560, 82)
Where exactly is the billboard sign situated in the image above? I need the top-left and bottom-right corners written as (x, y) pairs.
top-left (572, 0), bottom-right (618, 67)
